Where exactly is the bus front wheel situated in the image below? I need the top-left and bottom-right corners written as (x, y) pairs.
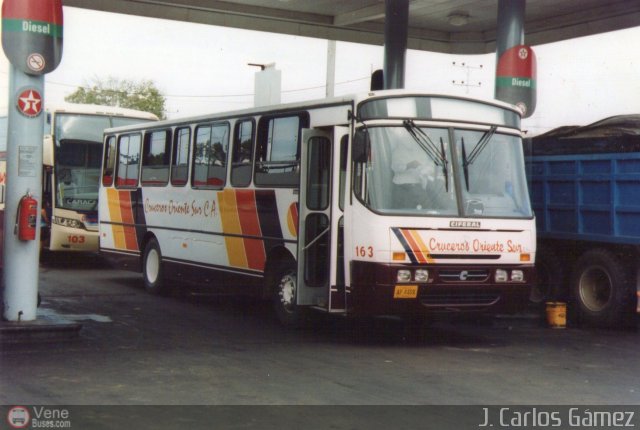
top-left (272, 262), bottom-right (307, 327)
top-left (143, 238), bottom-right (168, 295)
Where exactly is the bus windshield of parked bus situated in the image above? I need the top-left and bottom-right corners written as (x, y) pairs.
top-left (54, 113), bottom-right (155, 211)
top-left (355, 125), bottom-right (532, 218)
top-left (354, 98), bottom-right (532, 219)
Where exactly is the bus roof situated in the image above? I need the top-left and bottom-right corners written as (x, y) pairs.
top-left (103, 90), bottom-right (519, 134)
top-left (46, 103), bottom-right (159, 121)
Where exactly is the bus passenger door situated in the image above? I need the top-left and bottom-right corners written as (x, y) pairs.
top-left (297, 128), bottom-right (337, 308)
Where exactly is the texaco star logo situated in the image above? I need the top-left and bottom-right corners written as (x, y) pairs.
top-left (518, 47), bottom-right (529, 60)
top-left (16, 89), bottom-right (43, 118)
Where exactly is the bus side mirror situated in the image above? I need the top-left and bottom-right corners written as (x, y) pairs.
top-left (352, 130), bottom-right (370, 163)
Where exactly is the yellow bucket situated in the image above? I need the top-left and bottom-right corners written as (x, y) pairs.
top-left (546, 302), bottom-right (566, 329)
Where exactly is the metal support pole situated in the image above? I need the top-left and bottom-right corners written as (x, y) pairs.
top-left (383, 0), bottom-right (409, 90)
top-left (3, 65), bottom-right (44, 322)
top-left (495, 0), bottom-right (526, 94)
top-left (326, 40), bottom-right (336, 98)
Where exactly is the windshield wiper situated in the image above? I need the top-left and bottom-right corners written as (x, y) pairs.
top-left (461, 137), bottom-right (470, 191)
top-left (402, 120), bottom-right (449, 191)
top-left (461, 125), bottom-right (497, 191)
top-left (463, 125), bottom-right (497, 167)
top-left (439, 137), bottom-right (449, 192)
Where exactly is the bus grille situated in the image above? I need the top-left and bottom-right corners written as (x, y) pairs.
top-left (438, 269), bottom-right (490, 283)
top-left (420, 291), bottom-right (501, 307)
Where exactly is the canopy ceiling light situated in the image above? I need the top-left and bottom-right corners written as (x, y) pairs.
top-left (448, 12), bottom-right (470, 27)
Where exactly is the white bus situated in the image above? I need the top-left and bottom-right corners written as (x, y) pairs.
top-left (99, 90), bottom-right (535, 325)
top-left (43, 104), bottom-right (158, 252)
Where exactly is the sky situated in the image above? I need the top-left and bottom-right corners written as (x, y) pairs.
top-left (1, 4), bottom-right (639, 141)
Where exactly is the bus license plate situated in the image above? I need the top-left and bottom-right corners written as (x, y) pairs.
top-left (394, 285), bottom-right (418, 299)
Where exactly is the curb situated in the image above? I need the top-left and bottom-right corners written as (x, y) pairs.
top-left (0, 308), bottom-right (82, 343)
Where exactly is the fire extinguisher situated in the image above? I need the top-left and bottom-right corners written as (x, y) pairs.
top-left (15, 193), bottom-right (38, 241)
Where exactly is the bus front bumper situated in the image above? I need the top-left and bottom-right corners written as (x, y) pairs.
top-left (348, 261), bottom-right (533, 317)
top-left (47, 226), bottom-right (98, 252)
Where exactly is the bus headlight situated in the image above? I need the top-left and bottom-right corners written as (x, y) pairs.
top-left (495, 269), bottom-right (508, 283)
top-left (53, 216), bottom-right (84, 229)
top-left (494, 269), bottom-right (525, 283)
top-left (511, 270), bottom-right (525, 282)
top-left (414, 269), bottom-right (429, 282)
top-left (397, 270), bottom-right (412, 283)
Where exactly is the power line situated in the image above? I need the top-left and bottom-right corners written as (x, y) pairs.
top-left (40, 74), bottom-right (371, 99)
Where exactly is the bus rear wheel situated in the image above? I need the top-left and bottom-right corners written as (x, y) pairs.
top-left (143, 238), bottom-right (168, 295)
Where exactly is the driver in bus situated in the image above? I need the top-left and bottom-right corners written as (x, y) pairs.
top-left (391, 140), bottom-right (433, 209)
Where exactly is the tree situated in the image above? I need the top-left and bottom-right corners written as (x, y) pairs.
top-left (65, 77), bottom-right (166, 119)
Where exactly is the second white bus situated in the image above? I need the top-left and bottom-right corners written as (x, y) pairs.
top-left (43, 104), bottom-right (158, 252)
top-left (99, 90), bottom-right (535, 325)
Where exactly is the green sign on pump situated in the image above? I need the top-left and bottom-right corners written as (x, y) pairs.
top-left (2, 0), bottom-right (63, 75)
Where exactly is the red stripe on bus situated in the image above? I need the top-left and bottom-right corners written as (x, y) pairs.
top-left (235, 190), bottom-right (266, 271)
top-left (218, 189), bottom-right (247, 268)
top-left (401, 229), bottom-right (428, 264)
top-left (118, 191), bottom-right (138, 251)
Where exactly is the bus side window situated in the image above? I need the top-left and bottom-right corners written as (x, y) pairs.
top-left (339, 134), bottom-right (348, 211)
top-left (255, 113), bottom-right (308, 187)
top-left (192, 123), bottom-right (229, 188)
top-left (102, 135), bottom-right (116, 186)
top-left (230, 119), bottom-right (254, 187)
top-left (141, 130), bottom-right (171, 186)
top-left (171, 127), bottom-right (190, 186)
top-left (116, 134), bottom-right (141, 188)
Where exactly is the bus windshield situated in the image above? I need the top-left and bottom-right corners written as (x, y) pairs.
top-left (54, 113), bottom-right (154, 211)
top-left (354, 124), bottom-right (533, 218)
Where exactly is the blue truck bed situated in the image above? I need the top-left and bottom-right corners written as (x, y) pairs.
top-left (524, 115), bottom-right (640, 326)
top-left (525, 115), bottom-right (640, 246)
top-left (527, 151), bottom-right (640, 245)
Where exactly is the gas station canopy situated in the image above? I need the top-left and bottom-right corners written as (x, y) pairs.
top-left (63, 0), bottom-right (640, 54)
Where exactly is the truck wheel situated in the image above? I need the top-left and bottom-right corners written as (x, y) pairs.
top-left (143, 238), bottom-right (168, 295)
top-left (272, 262), bottom-right (307, 327)
top-left (531, 245), bottom-right (566, 303)
top-left (571, 249), bottom-right (633, 327)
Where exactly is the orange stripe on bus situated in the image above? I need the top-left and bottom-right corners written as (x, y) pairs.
top-left (118, 191), bottom-right (138, 251)
top-left (287, 203), bottom-right (298, 238)
top-left (407, 230), bottom-right (434, 263)
top-left (106, 188), bottom-right (126, 250)
top-left (401, 230), bottom-right (428, 264)
top-left (219, 189), bottom-right (248, 268)
top-left (235, 190), bottom-right (266, 271)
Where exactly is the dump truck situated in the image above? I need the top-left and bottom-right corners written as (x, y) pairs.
top-left (524, 115), bottom-right (640, 327)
